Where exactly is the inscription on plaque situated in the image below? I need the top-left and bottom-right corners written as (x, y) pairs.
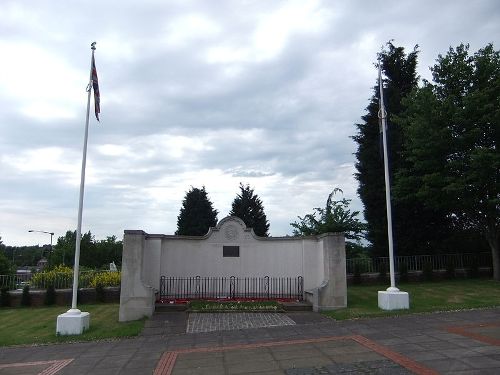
top-left (223, 246), bottom-right (240, 257)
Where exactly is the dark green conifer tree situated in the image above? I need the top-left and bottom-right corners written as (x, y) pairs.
top-left (352, 42), bottom-right (444, 257)
top-left (230, 184), bottom-right (270, 237)
top-left (176, 187), bottom-right (218, 236)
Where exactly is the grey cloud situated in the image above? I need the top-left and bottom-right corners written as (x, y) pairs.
top-left (1, 0), bottom-right (499, 244)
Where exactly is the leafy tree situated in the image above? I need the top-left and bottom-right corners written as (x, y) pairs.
top-left (176, 186), bottom-right (218, 236)
top-left (0, 236), bottom-right (11, 275)
top-left (51, 230), bottom-right (93, 268)
top-left (2, 244), bottom-right (44, 268)
top-left (0, 250), bottom-right (13, 275)
top-left (394, 43), bottom-right (499, 279)
top-left (290, 188), bottom-right (366, 245)
top-left (93, 236), bottom-right (123, 267)
top-left (230, 183), bottom-right (270, 237)
top-left (51, 231), bottom-right (122, 269)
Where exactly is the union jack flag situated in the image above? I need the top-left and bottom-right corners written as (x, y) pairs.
top-left (92, 55), bottom-right (100, 121)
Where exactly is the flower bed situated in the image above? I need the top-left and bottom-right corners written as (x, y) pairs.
top-left (156, 297), bottom-right (299, 304)
top-left (188, 299), bottom-right (282, 312)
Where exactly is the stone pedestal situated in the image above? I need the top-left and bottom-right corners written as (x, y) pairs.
top-left (378, 288), bottom-right (410, 310)
top-left (56, 309), bottom-right (90, 335)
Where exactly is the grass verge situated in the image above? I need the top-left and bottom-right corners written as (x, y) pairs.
top-left (0, 303), bottom-right (145, 347)
top-left (324, 278), bottom-right (500, 320)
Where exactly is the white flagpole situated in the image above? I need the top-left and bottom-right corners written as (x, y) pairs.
top-left (69, 42), bottom-right (96, 312)
top-left (378, 62), bottom-right (398, 291)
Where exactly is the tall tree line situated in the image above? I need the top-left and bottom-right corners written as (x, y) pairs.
top-left (354, 42), bottom-right (497, 276)
top-left (394, 44), bottom-right (499, 278)
top-left (353, 42), bottom-right (433, 258)
top-left (0, 232), bottom-right (123, 271)
top-left (176, 183), bottom-right (270, 237)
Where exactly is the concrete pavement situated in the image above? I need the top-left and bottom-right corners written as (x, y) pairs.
top-left (1, 308), bottom-right (500, 374)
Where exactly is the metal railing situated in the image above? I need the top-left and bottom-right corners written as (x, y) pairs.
top-left (159, 276), bottom-right (304, 301)
top-left (346, 252), bottom-right (492, 274)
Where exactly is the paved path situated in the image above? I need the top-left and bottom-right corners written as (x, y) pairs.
top-left (1, 309), bottom-right (500, 374)
top-left (186, 312), bottom-right (296, 333)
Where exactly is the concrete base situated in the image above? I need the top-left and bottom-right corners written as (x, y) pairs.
top-left (378, 289), bottom-right (410, 310)
top-left (56, 309), bottom-right (90, 335)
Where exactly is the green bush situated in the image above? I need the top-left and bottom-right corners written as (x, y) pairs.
top-left (378, 262), bottom-right (388, 283)
top-left (95, 283), bottom-right (105, 303)
top-left (468, 257), bottom-right (479, 278)
top-left (445, 260), bottom-right (456, 279)
top-left (90, 271), bottom-right (121, 288)
top-left (1, 287), bottom-right (10, 307)
top-left (353, 263), bottom-right (362, 285)
top-left (31, 265), bottom-right (73, 289)
top-left (422, 261), bottom-right (434, 281)
top-left (21, 285), bottom-right (31, 307)
top-left (398, 262), bottom-right (409, 283)
top-left (45, 284), bottom-right (56, 305)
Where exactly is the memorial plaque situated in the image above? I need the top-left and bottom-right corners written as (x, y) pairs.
top-left (223, 245), bottom-right (239, 257)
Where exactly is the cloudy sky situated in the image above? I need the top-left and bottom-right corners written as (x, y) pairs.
top-left (0, 0), bottom-right (498, 246)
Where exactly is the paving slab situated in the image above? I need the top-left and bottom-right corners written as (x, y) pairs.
top-left (187, 312), bottom-right (296, 333)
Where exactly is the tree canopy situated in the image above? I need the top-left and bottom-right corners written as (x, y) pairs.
top-left (176, 186), bottom-right (218, 236)
top-left (230, 183), bottom-right (270, 237)
top-left (290, 188), bottom-right (366, 241)
top-left (352, 42), bottom-right (429, 257)
top-left (394, 43), bottom-right (499, 279)
top-left (51, 231), bottom-right (123, 268)
top-left (0, 248), bottom-right (13, 275)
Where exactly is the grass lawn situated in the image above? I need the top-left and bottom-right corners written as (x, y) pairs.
top-left (0, 304), bottom-right (145, 347)
top-left (324, 278), bottom-right (500, 320)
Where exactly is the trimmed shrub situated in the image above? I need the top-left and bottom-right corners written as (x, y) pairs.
top-left (468, 257), bottom-right (479, 278)
top-left (31, 265), bottom-right (73, 289)
top-left (21, 285), bottom-right (31, 307)
top-left (422, 261), bottom-right (434, 281)
top-left (1, 287), bottom-right (10, 307)
top-left (445, 260), bottom-right (456, 279)
top-left (95, 283), bottom-right (105, 303)
top-left (398, 262), bottom-right (409, 283)
top-left (353, 263), bottom-right (362, 285)
top-left (90, 271), bottom-right (121, 288)
top-left (45, 284), bottom-right (56, 305)
top-left (378, 262), bottom-right (388, 283)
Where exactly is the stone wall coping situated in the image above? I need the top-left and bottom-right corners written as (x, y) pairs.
top-left (124, 230), bottom-right (344, 241)
top-left (124, 215), bottom-right (344, 241)
top-left (124, 216), bottom-right (344, 241)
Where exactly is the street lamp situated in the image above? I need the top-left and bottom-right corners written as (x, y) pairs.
top-left (28, 230), bottom-right (55, 263)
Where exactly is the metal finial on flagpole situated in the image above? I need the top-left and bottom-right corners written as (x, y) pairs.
top-left (91, 42), bottom-right (96, 50)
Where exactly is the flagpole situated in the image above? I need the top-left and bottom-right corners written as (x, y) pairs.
top-left (68, 42), bottom-right (96, 313)
top-left (378, 62), bottom-right (398, 292)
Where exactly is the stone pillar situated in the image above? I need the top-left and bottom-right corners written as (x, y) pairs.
top-left (311, 233), bottom-right (347, 312)
top-left (119, 230), bottom-right (155, 322)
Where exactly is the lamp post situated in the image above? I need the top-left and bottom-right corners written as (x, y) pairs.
top-left (28, 230), bottom-right (54, 261)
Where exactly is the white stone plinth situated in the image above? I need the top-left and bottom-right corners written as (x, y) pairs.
top-left (56, 309), bottom-right (90, 335)
top-left (378, 289), bottom-right (409, 310)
